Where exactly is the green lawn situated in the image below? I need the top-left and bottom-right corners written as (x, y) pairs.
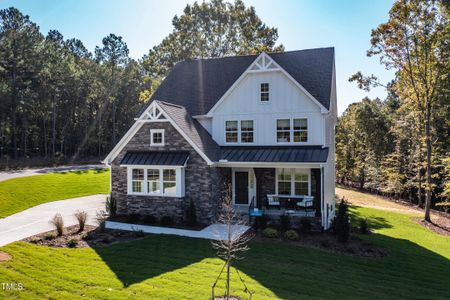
top-left (0, 169), bottom-right (109, 218)
top-left (0, 195), bottom-right (449, 299)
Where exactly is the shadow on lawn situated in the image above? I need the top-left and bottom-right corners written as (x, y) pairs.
top-left (92, 232), bottom-right (450, 299)
top-left (349, 204), bottom-right (392, 229)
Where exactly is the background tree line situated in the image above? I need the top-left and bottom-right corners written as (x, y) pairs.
top-left (0, 0), bottom-right (282, 167)
top-left (338, 0), bottom-right (449, 214)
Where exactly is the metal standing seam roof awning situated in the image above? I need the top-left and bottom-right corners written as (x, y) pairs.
top-left (220, 146), bottom-right (329, 163)
top-left (120, 151), bottom-right (190, 166)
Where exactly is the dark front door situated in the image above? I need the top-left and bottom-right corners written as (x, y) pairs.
top-left (234, 171), bottom-right (249, 205)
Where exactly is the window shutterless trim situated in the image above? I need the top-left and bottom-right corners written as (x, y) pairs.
top-left (150, 129), bottom-right (165, 146)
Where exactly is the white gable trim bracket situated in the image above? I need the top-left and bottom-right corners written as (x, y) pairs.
top-left (206, 52), bottom-right (329, 116)
top-left (103, 101), bottom-right (214, 166)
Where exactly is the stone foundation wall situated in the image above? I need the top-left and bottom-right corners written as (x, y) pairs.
top-left (111, 121), bottom-right (222, 224)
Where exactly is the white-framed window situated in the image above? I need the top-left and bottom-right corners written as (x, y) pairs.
top-left (150, 129), bottom-right (164, 146)
top-left (131, 169), bottom-right (145, 194)
top-left (225, 120), bottom-right (255, 144)
top-left (276, 119), bottom-right (291, 143)
top-left (163, 169), bottom-right (177, 194)
top-left (241, 120), bottom-right (254, 143)
top-left (128, 167), bottom-right (184, 197)
top-left (293, 118), bottom-right (308, 142)
top-left (276, 118), bottom-right (308, 143)
top-left (147, 169), bottom-right (160, 193)
top-left (260, 83), bottom-right (269, 102)
top-left (276, 168), bottom-right (310, 196)
top-left (225, 120), bottom-right (238, 143)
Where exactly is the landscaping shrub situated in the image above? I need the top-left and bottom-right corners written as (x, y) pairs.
top-left (360, 218), bottom-right (369, 234)
top-left (127, 213), bottom-right (141, 223)
top-left (160, 216), bottom-right (174, 226)
top-left (50, 213), bottom-right (64, 236)
top-left (335, 198), bottom-right (350, 242)
top-left (29, 237), bottom-right (41, 244)
top-left (45, 233), bottom-right (56, 240)
top-left (284, 229), bottom-right (299, 241)
top-left (133, 229), bottom-right (145, 237)
top-left (80, 232), bottom-right (93, 241)
top-left (143, 215), bottom-right (158, 225)
top-left (67, 238), bottom-right (78, 248)
top-left (96, 210), bottom-right (108, 232)
top-left (279, 214), bottom-right (291, 231)
top-left (258, 215), bottom-right (268, 230)
top-left (185, 198), bottom-right (197, 227)
top-left (105, 195), bottom-right (117, 217)
top-left (262, 227), bottom-right (279, 238)
top-left (74, 210), bottom-right (88, 232)
top-left (320, 239), bottom-right (331, 248)
top-left (300, 218), bottom-right (312, 233)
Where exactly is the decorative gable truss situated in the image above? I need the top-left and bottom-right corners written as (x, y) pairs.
top-left (206, 52), bottom-right (329, 116)
top-left (248, 53), bottom-right (280, 72)
top-left (140, 105), bottom-right (168, 122)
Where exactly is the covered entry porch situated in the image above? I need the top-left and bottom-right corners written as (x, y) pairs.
top-left (228, 166), bottom-right (323, 218)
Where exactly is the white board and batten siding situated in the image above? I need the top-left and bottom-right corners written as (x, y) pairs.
top-left (210, 71), bottom-right (325, 146)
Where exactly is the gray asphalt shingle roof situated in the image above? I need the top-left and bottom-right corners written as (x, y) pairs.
top-left (141, 47), bottom-right (334, 116)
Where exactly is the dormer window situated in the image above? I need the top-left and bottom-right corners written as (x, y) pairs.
top-left (260, 83), bottom-right (269, 102)
top-left (150, 129), bottom-right (164, 146)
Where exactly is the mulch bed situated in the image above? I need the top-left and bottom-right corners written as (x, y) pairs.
top-left (22, 225), bottom-right (150, 248)
top-left (416, 218), bottom-right (450, 236)
top-left (0, 251), bottom-right (12, 262)
top-left (253, 229), bottom-right (388, 258)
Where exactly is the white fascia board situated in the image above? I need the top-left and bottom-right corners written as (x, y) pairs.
top-left (206, 52), bottom-right (329, 116)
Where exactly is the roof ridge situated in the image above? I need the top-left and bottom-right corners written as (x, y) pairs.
top-left (181, 47), bottom-right (334, 62)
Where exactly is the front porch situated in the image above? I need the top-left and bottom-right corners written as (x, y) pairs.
top-left (226, 166), bottom-right (323, 221)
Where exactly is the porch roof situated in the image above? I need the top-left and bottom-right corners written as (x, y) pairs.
top-left (220, 146), bottom-right (329, 163)
top-left (120, 151), bottom-right (189, 166)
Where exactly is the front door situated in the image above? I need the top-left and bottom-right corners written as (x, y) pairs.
top-left (234, 171), bottom-right (249, 205)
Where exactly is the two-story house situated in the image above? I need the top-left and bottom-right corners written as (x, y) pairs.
top-left (103, 47), bottom-right (337, 230)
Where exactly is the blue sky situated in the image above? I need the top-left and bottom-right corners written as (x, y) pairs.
top-left (1, 0), bottom-right (395, 114)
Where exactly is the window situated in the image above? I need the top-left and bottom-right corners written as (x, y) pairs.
top-left (260, 83), bottom-right (269, 102)
top-left (131, 169), bottom-right (144, 193)
top-left (241, 120), bottom-right (254, 143)
top-left (293, 118), bottom-right (308, 142)
top-left (128, 167), bottom-right (184, 197)
top-left (277, 168), bottom-right (291, 195)
top-left (277, 119), bottom-right (291, 142)
top-left (225, 121), bottom-right (238, 143)
top-left (163, 169), bottom-right (177, 194)
top-left (276, 168), bottom-right (309, 196)
top-left (276, 118), bottom-right (308, 143)
top-left (150, 129), bottom-right (164, 146)
top-left (147, 169), bottom-right (160, 193)
top-left (294, 170), bottom-right (309, 195)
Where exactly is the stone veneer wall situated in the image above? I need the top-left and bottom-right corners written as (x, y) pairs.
top-left (254, 168), bottom-right (275, 208)
top-left (111, 121), bottom-right (224, 224)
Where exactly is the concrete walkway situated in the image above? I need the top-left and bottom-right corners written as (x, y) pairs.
top-left (0, 164), bottom-right (105, 182)
top-left (106, 221), bottom-right (250, 241)
top-left (0, 195), bottom-right (107, 247)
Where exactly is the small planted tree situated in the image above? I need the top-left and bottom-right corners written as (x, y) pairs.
top-left (105, 195), bottom-right (117, 218)
top-left (211, 185), bottom-right (253, 300)
top-left (335, 198), bottom-right (350, 243)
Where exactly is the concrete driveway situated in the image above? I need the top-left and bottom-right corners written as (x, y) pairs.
top-left (0, 194), bottom-right (107, 247)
